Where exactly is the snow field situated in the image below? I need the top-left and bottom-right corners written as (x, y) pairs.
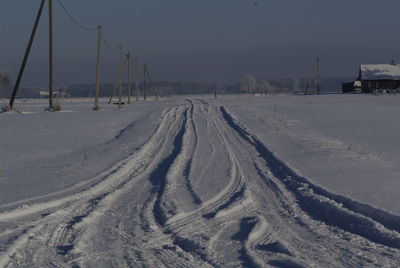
top-left (0, 96), bottom-right (400, 266)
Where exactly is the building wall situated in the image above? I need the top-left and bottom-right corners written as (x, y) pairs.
top-left (361, 80), bottom-right (400, 93)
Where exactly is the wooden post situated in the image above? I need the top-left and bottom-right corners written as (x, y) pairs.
top-left (94, 25), bottom-right (102, 110)
top-left (127, 52), bottom-right (131, 104)
top-left (316, 56), bottom-right (320, 95)
top-left (9, 0), bottom-right (45, 108)
top-left (48, 0), bottom-right (54, 110)
top-left (135, 56), bottom-right (140, 101)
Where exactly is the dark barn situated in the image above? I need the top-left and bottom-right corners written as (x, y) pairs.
top-left (357, 63), bottom-right (400, 93)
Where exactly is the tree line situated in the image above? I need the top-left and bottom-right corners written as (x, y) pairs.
top-left (0, 70), bottom-right (349, 98)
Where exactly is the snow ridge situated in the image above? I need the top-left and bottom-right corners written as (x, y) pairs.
top-left (220, 106), bottom-right (400, 249)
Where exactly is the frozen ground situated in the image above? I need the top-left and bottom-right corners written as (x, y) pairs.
top-left (0, 95), bottom-right (400, 267)
top-left (0, 98), bottom-right (175, 210)
top-left (216, 94), bottom-right (400, 216)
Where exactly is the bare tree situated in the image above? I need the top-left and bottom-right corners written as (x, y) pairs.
top-left (256, 80), bottom-right (272, 94)
top-left (0, 71), bottom-right (10, 87)
top-left (240, 74), bottom-right (256, 94)
top-left (0, 70), bottom-right (11, 98)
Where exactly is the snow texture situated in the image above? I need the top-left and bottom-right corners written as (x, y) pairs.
top-left (360, 64), bottom-right (400, 80)
top-left (0, 95), bottom-right (400, 267)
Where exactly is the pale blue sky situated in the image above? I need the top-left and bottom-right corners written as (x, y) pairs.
top-left (2, 0), bottom-right (400, 85)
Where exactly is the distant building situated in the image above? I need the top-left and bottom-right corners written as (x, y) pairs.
top-left (344, 62), bottom-right (400, 93)
top-left (39, 90), bottom-right (57, 98)
top-left (57, 91), bottom-right (71, 98)
top-left (342, 82), bottom-right (355, 93)
top-left (39, 90), bottom-right (70, 98)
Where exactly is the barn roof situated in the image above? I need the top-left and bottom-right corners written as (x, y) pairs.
top-left (360, 64), bottom-right (400, 80)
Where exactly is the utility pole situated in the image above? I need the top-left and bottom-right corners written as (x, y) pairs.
top-left (108, 45), bottom-right (124, 104)
top-left (9, 0), bottom-right (45, 109)
top-left (127, 52), bottom-right (131, 104)
top-left (94, 25), bottom-right (102, 110)
top-left (316, 56), bottom-right (320, 95)
top-left (118, 54), bottom-right (129, 108)
top-left (144, 64), bottom-right (158, 100)
top-left (135, 56), bottom-right (140, 101)
top-left (143, 63), bottom-right (147, 100)
top-left (48, 0), bottom-right (54, 110)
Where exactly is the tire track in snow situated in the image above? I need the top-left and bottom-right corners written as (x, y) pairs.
top-left (80, 100), bottom-right (219, 266)
top-left (220, 106), bottom-right (400, 249)
top-left (191, 103), bottom-right (217, 191)
top-left (157, 99), bottom-right (260, 265)
top-left (182, 101), bottom-right (202, 205)
top-left (77, 99), bottom-right (400, 266)
top-left (149, 99), bottom-right (247, 265)
top-left (0, 106), bottom-right (186, 267)
top-left (160, 100), bottom-right (203, 220)
top-left (124, 99), bottom-right (253, 266)
top-left (3, 98), bottom-right (400, 267)
top-left (171, 99), bottom-right (399, 267)
top-left (148, 104), bottom-right (188, 226)
top-left (217, 105), bottom-right (400, 266)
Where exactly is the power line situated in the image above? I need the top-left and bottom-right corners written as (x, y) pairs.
top-left (56, 0), bottom-right (119, 52)
top-left (101, 35), bottom-right (119, 51)
top-left (56, 0), bottom-right (97, 31)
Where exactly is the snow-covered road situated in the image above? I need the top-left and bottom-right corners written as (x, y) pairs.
top-left (1, 98), bottom-right (400, 267)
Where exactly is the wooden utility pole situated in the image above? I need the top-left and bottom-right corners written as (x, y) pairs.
top-left (118, 74), bottom-right (122, 109)
top-left (118, 55), bottom-right (129, 109)
top-left (316, 56), bottom-right (320, 95)
top-left (108, 45), bottom-right (124, 104)
top-left (144, 64), bottom-right (158, 100)
top-left (48, 0), bottom-right (54, 110)
top-left (94, 25), bottom-right (103, 110)
top-left (143, 63), bottom-right (147, 100)
top-left (9, 0), bottom-right (45, 109)
top-left (127, 52), bottom-right (131, 104)
top-left (135, 56), bottom-right (140, 101)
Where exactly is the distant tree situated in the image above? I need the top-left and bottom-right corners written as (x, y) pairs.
top-left (256, 80), bottom-right (271, 94)
top-left (0, 70), bottom-right (11, 98)
top-left (0, 70), bottom-right (10, 88)
top-left (240, 74), bottom-right (256, 94)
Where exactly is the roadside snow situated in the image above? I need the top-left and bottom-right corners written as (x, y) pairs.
top-left (213, 94), bottom-right (400, 215)
top-left (0, 97), bottom-right (180, 211)
top-left (1, 96), bottom-right (400, 267)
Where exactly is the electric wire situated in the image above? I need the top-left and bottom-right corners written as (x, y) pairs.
top-left (56, 0), bottom-right (97, 31)
top-left (101, 35), bottom-right (120, 51)
top-left (56, 0), bottom-right (120, 51)
top-left (56, 0), bottom-right (98, 31)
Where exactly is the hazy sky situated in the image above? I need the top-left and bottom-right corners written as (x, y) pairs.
top-left (2, 0), bottom-right (400, 86)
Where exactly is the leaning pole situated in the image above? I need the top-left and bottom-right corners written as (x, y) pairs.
top-left (9, 0), bottom-right (46, 109)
